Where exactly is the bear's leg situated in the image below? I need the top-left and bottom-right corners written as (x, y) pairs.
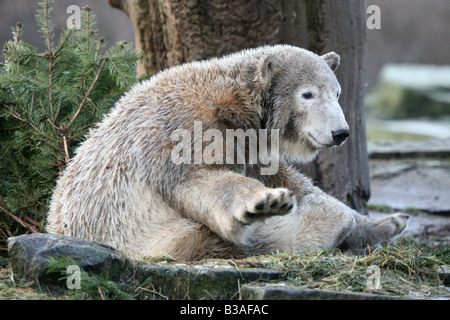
top-left (251, 193), bottom-right (357, 253)
top-left (290, 193), bottom-right (409, 250)
top-left (254, 163), bottom-right (408, 252)
top-left (301, 192), bottom-right (409, 249)
top-left (339, 210), bottom-right (409, 251)
top-left (171, 169), bottom-right (297, 245)
top-left (250, 192), bottom-right (408, 254)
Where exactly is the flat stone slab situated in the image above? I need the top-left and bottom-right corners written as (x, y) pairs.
top-left (368, 138), bottom-right (450, 160)
top-left (369, 160), bottom-right (450, 213)
top-left (134, 260), bottom-right (284, 299)
top-left (241, 283), bottom-right (446, 300)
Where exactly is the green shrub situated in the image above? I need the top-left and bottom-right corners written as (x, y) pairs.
top-left (0, 0), bottom-right (139, 253)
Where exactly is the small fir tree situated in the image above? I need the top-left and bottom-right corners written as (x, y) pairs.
top-left (0, 0), bottom-right (139, 251)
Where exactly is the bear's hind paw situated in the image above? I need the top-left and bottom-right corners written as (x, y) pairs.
top-left (389, 213), bottom-right (409, 236)
top-left (373, 212), bottom-right (409, 240)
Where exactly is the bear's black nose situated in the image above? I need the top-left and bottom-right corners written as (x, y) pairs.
top-left (332, 129), bottom-right (350, 145)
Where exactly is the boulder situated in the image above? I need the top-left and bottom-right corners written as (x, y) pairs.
top-left (7, 233), bottom-right (133, 295)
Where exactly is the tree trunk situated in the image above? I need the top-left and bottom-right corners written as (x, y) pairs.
top-left (108, 0), bottom-right (370, 213)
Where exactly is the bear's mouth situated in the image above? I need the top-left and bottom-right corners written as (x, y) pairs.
top-left (308, 133), bottom-right (334, 149)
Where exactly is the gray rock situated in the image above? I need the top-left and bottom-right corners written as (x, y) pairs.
top-left (134, 262), bottom-right (284, 299)
top-left (241, 283), bottom-right (443, 300)
top-left (7, 233), bottom-right (133, 295)
top-left (368, 139), bottom-right (450, 160)
top-left (7, 233), bottom-right (284, 299)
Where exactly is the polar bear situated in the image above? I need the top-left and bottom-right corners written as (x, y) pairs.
top-left (46, 45), bottom-right (408, 260)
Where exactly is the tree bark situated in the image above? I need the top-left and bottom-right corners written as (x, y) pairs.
top-left (108, 0), bottom-right (370, 213)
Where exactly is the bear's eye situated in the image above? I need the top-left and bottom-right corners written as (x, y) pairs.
top-left (336, 92), bottom-right (340, 98)
top-left (302, 92), bottom-right (313, 100)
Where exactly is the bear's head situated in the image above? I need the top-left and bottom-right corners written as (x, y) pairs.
top-left (258, 46), bottom-right (350, 163)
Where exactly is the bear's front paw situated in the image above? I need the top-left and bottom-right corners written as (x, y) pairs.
top-left (240, 188), bottom-right (296, 223)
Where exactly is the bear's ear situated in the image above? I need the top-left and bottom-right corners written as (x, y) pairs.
top-left (258, 54), bottom-right (278, 89)
top-left (321, 52), bottom-right (340, 72)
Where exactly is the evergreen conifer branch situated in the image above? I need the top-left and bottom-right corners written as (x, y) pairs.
top-left (0, 0), bottom-right (140, 251)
